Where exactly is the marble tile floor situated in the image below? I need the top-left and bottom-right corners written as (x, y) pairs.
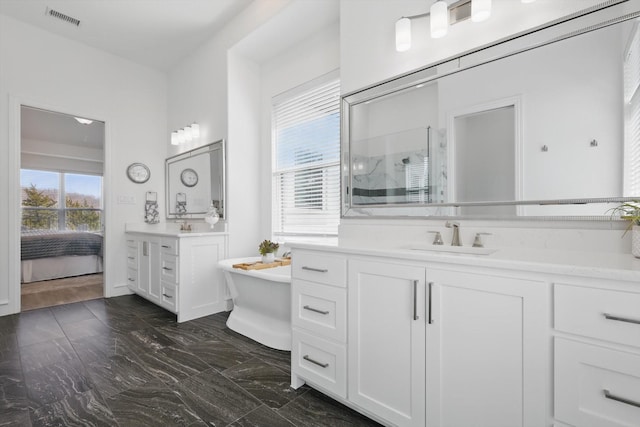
top-left (0, 295), bottom-right (382, 427)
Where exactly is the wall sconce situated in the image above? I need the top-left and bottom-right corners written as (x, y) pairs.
top-left (171, 122), bottom-right (200, 146)
top-left (395, 0), bottom-right (535, 52)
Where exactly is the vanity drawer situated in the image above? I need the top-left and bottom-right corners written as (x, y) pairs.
top-left (160, 282), bottom-right (178, 313)
top-left (292, 251), bottom-right (346, 287)
top-left (292, 329), bottom-right (346, 398)
top-left (292, 280), bottom-right (346, 342)
top-left (160, 254), bottom-right (179, 284)
top-left (126, 247), bottom-right (138, 269)
top-left (555, 338), bottom-right (640, 427)
top-left (126, 238), bottom-right (137, 249)
top-left (160, 238), bottom-right (179, 256)
top-left (555, 284), bottom-right (640, 348)
top-left (126, 268), bottom-right (138, 290)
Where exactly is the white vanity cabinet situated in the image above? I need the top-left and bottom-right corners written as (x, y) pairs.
top-left (290, 247), bottom-right (551, 427)
top-left (426, 268), bottom-right (549, 427)
top-left (553, 280), bottom-right (640, 427)
top-left (125, 231), bottom-right (229, 322)
top-left (348, 259), bottom-right (426, 427)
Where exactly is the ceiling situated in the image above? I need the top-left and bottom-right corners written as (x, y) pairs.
top-left (0, 0), bottom-right (254, 71)
top-left (21, 106), bottom-right (105, 149)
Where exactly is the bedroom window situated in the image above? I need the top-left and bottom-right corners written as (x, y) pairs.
top-left (21, 169), bottom-right (103, 231)
top-left (272, 71), bottom-right (340, 239)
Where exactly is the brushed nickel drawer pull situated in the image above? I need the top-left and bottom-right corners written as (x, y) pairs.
top-left (162, 293), bottom-right (173, 299)
top-left (128, 278), bottom-right (135, 282)
top-left (162, 267), bottom-right (173, 271)
top-left (603, 313), bottom-right (640, 325)
top-left (161, 245), bottom-right (171, 249)
top-left (604, 389), bottom-right (640, 408)
top-left (303, 355), bottom-right (329, 368)
top-left (302, 266), bottom-right (328, 273)
top-left (413, 280), bottom-right (419, 321)
top-left (428, 282), bottom-right (433, 324)
top-left (128, 256), bottom-right (135, 260)
top-left (303, 305), bottom-right (329, 315)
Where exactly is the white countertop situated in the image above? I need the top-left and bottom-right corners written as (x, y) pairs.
top-left (125, 223), bottom-right (228, 237)
top-left (286, 241), bottom-right (640, 283)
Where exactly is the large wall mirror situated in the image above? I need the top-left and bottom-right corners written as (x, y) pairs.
top-left (166, 140), bottom-right (225, 219)
top-left (342, 1), bottom-right (640, 219)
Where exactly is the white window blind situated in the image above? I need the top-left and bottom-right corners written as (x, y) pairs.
top-left (272, 72), bottom-right (340, 237)
top-left (624, 23), bottom-right (640, 196)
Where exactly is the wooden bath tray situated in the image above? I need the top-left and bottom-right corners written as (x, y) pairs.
top-left (232, 258), bottom-right (291, 270)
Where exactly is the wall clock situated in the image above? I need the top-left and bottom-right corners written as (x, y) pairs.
top-left (126, 162), bottom-right (150, 184)
top-left (180, 168), bottom-right (199, 187)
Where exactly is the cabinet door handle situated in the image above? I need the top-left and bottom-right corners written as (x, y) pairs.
top-left (428, 282), bottom-right (433, 324)
top-left (143, 241), bottom-right (148, 256)
top-left (604, 389), bottom-right (640, 408)
top-left (162, 267), bottom-right (173, 271)
top-left (162, 293), bottom-right (173, 299)
top-left (128, 278), bottom-right (135, 282)
top-left (302, 266), bottom-right (328, 273)
top-left (603, 313), bottom-right (640, 325)
top-left (303, 305), bottom-right (329, 315)
top-left (413, 280), bottom-right (419, 321)
top-left (161, 245), bottom-right (171, 249)
top-left (303, 355), bottom-right (329, 368)
top-left (128, 256), bottom-right (135, 260)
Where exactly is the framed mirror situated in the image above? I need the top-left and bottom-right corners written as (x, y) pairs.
top-left (166, 140), bottom-right (225, 219)
top-left (342, 1), bottom-right (640, 219)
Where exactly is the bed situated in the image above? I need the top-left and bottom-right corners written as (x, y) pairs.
top-left (21, 230), bottom-right (103, 283)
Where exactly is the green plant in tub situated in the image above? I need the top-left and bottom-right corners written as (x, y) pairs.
top-left (608, 201), bottom-right (640, 234)
top-left (259, 239), bottom-right (279, 256)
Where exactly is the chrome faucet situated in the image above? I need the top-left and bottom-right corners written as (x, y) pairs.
top-left (446, 221), bottom-right (461, 246)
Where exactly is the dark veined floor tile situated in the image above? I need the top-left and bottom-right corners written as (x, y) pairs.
top-left (23, 359), bottom-right (94, 408)
top-left (29, 389), bottom-right (116, 427)
top-left (174, 368), bottom-right (261, 426)
top-left (20, 337), bottom-right (78, 373)
top-left (86, 354), bottom-right (156, 399)
top-left (135, 345), bottom-right (210, 385)
top-left (51, 302), bottom-right (97, 325)
top-left (0, 408), bottom-right (31, 427)
top-left (229, 404), bottom-right (296, 427)
top-left (223, 358), bottom-right (303, 409)
top-left (185, 338), bottom-right (254, 372)
top-left (277, 388), bottom-right (383, 427)
top-left (107, 379), bottom-right (200, 427)
top-left (60, 318), bottom-right (110, 342)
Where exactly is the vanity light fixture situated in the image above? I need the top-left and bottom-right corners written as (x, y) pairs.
top-left (170, 122), bottom-right (200, 145)
top-left (395, 0), bottom-right (495, 52)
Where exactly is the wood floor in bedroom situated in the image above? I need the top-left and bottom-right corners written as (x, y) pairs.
top-left (21, 274), bottom-right (103, 311)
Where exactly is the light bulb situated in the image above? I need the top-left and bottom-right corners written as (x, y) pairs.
top-left (184, 126), bottom-right (193, 142)
top-left (430, 1), bottom-right (449, 39)
top-left (190, 122), bottom-right (200, 138)
top-left (177, 129), bottom-right (185, 144)
top-left (171, 131), bottom-right (179, 146)
top-left (472, 0), bottom-right (491, 22)
top-left (395, 18), bottom-right (411, 52)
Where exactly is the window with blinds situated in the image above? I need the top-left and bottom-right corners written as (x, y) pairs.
top-left (624, 23), bottom-right (640, 196)
top-left (272, 71), bottom-right (340, 238)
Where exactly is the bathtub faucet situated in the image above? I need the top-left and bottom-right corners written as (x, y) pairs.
top-left (282, 251), bottom-right (291, 258)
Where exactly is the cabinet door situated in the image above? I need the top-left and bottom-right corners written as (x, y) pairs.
top-left (426, 268), bottom-right (548, 427)
top-left (348, 260), bottom-right (426, 427)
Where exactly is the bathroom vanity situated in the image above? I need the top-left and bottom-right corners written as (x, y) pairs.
top-left (125, 229), bottom-right (229, 322)
top-left (289, 243), bottom-right (640, 427)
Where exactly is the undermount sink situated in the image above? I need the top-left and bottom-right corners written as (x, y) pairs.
top-left (408, 245), bottom-right (498, 255)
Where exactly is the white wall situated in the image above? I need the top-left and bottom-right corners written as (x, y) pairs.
top-left (0, 14), bottom-right (168, 315)
top-left (339, 0), bottom-right (605, 94)
top-left (259, 23), bottom-right (341, 243)
top-left (167, 0), bottom-right (292, 258)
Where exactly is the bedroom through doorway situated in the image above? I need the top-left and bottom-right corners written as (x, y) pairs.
top-left (19, 106), bottom-right (105, 311)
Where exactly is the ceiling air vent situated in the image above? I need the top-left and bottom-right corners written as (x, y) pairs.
top-left (45, 7), bottom-right (80, 27)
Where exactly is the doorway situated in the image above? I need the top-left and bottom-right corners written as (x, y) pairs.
top-left (449, 97), bottom-right (522, 216)
top-left (19, 106), bottom-right (105, 311)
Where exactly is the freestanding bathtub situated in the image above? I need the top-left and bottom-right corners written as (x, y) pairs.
top-left (218, 257), bottom-right (291, 351)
